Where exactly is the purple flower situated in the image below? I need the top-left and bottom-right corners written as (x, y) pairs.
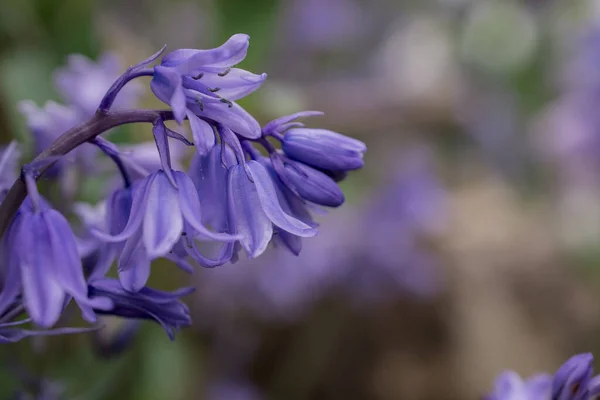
top-left (54, 53), bottom-right (142, 117)
top-left (18, 101), bottom-right (96, 197)
top-left (0, 142), bottom-right (20, 199)
top-left (18, 101), bottom-right (82, 160)
top-left (151, 34), bottom-right (265, 139)
top-left (281, 128), bottom-right (365, 171)
top-left (227, 160), bottom-right (317, 258)
top-left (271, 155), bottom-right (345, 207)
top-left (0, 196), bottom-right (111, 328)
top-left (93, 169), bottom-right (239, 291)
top-left (552, 353), bottom-right (594, 400)
top-left (485, 371), bottom-right (552, 400)
top-left (485, 353), bottom-right (600, 400)
top-left (87, 278), bottom-right (193, 340)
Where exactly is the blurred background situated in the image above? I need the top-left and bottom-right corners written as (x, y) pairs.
top-left (2, 0), bottom-right (600, 398)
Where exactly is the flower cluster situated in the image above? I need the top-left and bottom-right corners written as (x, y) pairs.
top-left (193, 148), bottom-right (442, 324)
top-left (0, 34), bottom-right (365, 342)
top-left (485, 353), bottom-right (600, 400)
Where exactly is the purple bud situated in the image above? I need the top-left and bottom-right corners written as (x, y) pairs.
top-left (282, 128), bottom-right (366, 171)
top-left (274, 157), bottom-right (345, 207)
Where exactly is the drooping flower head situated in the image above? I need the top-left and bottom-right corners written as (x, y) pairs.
top-left (0, 178), bottom-right (111, 328)
top-left (151, 34), bottom-right (266, 139)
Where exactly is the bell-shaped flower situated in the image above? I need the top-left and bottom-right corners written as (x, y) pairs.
top-left (258, 157), bottom-right (317, 255)
top-left (272, 155), bottom-right (345, 207)
top-left (150, 34), bottom-right (265, 139)
top-left (93, 169), bottom-right (239, 291)
top-left (281, 128), bottom-right (366, 171)
top-left (0, 197), bottom-right (111, 328)
top-left (227, 160), bottom-right (317, 258)
top-left (87, 278), bottom-right (193, 340)
top-left (54, 53), bottom-right (142, 117)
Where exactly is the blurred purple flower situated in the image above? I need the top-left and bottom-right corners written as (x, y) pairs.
top-left (205, 379), bottom-right (263, 400)
top-left (0, 142), bottom-right (20, 199)
top-left (486, 353), bottom-right (600, 400)
top-left (552, 353), bottom-right (594, 400)
top-left (284, 0), bottom-right (365, 51)
top-left (54, 53), bottom-right (142, 117)
top-left (485, 371), bottom-right (552, 400)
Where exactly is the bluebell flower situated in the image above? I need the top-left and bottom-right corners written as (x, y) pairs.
top-left (227, 160), bottom-right (317, 258)
top-left (87, 278), bottom-right (193, 340)
top-left (151, 34), bottom-right (266, 139)
top-left (0, 195), bottom-right (111, 328)
top-left (93, 169), bottom-right (239, 290)
top-left (485, 371), bottom-right (552, 400)
top-left (263, 111), bottom-right (366, 172)
top-left (54, 53), bottom-right (142, 117)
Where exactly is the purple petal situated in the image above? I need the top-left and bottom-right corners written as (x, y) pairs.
top-left (118, 232), bottom-right (151, 292)
top-left (162, 34), bottom-right (250, 73)
top-left (263, 111), bottom-right (324, 135)
top-left (247, 161), bottom-right (317, 237)
top-left (186, 100), bottom-right (261, 139)
top-left (143, 172), bottom-right (183, 259)
top-left (183, 237), bottom-right (234, 268)
top-left (227, 164), bottom-right (273, 258)
top-left (199, 69), bottom-right (267, 101)
top-left (151, 66), bottom-right (187, 124)
top-left (20, 214), bottom-right (65, 328)
top-left (189, 144), bottom-right (234, 230)
top-left (187, 110), bottom-right (215, 155)
top-left (174, 171), bottom-right (241, 241)
top-left (92, 175), bottom-right (155, 243)
top-left (43, 210), bottom-right (88, 300)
